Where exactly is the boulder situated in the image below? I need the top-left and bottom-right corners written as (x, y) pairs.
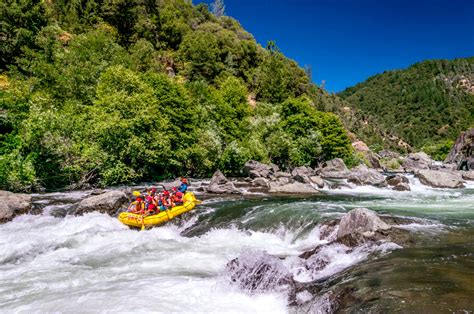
top-left (320, 158), bottom-right (350, 179)
top-left (309, 176), bottom-right (325, 188)
top-left (291, 166), bottom-right (314, 183)
top-left (386, 174), bottom-right (409, 186)
top-left (392, 182), bottom-right (410, 191)
top-left (462, 171), bottom-right (474, 181)
top-left (252, 177), bottom-right (270, 188)
top-left (248, 170), bottom-right (261, 179)
top-left (416, 170), bottom-right (464, 189)
top-left (348, 165), bottom-right (386, 187)
top-left (207, 170), bottom-right (241, 194)
top-left (445, 128), bottom-right (474, 166)
top-left (269, 182), bottom-right (319, 194)
top-left (0, 191), bottom-right (32, 223)
top-left (242, 160), bottom-right (277, 178)
top-left (75, 190), bottom-right (129, 215)
top-left (378, 149), bottom-right (400, 159)
top-left (337, 208), bottom-right (390, 239)
top-left (402, 152), bottom-right (432, 172)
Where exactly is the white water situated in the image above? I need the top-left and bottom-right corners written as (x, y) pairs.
top-left (1, 177), bottom-right (473, 312)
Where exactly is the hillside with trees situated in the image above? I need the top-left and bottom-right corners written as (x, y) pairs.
top-left (339, 58), bottom-right (474, 157)
top-left (0, 0), bottom-right (355, 191)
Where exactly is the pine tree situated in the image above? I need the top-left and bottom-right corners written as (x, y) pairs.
top-left (211, 0), bottom-right (225, 17)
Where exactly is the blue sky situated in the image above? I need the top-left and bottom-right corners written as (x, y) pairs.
top-left (197, 0), bottom-right (474, 92)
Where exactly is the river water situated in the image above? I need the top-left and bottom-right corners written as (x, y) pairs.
top-left (0, 177), bottom-right (473, 312)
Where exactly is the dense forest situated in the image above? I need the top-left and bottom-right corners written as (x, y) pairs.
top-left (0, 0), bottom-right (355, 191)
top-left (339, 58), bottom-right (474, 157)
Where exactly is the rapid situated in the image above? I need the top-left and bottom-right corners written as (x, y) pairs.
top-left (0, 178), bottom-right (473, 312)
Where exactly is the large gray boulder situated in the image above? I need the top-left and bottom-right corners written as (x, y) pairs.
top-left (0, 191), bottom-right (32, 222)
top-left (320, 158), bottom-right (350, 179)
top-left (416, 170), bottom-right (464, 189)
top-left (207, 170), bottom-right (241, 194)
top-left (348, 165), bottom-right (386, 187)
top-left (75, 190), bottom-right (129, 215)
top-left (269, 182), bottom-right (319, 194)
top-left (337, 208), bottom-right (390, 239)
top-left (402, 152), bottom-right (433, 172)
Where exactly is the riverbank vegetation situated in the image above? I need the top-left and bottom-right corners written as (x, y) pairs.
top-left (1, 0), bottom-right (352, 191)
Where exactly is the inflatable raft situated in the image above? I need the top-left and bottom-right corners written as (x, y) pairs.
top-left (118, 192), bottom-right (200, 230)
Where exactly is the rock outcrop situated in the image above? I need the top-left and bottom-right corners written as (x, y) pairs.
top-left (0, 191), bottom-right (32, 222)
top-left (207, 170), bottom-right (241, 194)
top-left (320, 158), bottom-right (350, 179)
top-left (378, 149), bottom-right (400, 159)
top-left (445, 128), bottom-right (474, 168)
top-left (416, 169), bottom-right (464, 189)
top-left (347, 165), bottom-right (386, 187)
top-left (402, 152), bottom-right (433, 172)
top-left (75, 190), bottom-right (129, 215)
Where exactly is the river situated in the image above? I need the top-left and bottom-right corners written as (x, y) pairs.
top-left (0, 176), bottom-right (473, 312)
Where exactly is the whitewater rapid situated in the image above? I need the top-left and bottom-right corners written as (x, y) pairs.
top-left (1, 179), bottom-right (473, 312)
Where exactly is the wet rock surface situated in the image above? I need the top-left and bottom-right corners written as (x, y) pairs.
top-left (0, 191), bottom-right (32, 223)
top-left (269, 182), bottom-right (319, 194)
top-left (75, 190), bottom-right (129, 215)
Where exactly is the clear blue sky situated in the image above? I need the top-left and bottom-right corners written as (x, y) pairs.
top-left (197, 0), bottom-right (474, 92)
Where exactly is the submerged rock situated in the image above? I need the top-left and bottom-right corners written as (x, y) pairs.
top-left (320, 158), bottom-right (350, 179)
top-left (0, 190), bottom-right (32, 223)
top-left (207, 170), bottom-right (241, 194)
top-left (416, 169), bottom-right (464, 189)
top-left (75, 190), bottom-right (129, 215)
top-left (225, 249), bottom-right (296, 296)
top-left (348, 165), bottom-right (386, 187)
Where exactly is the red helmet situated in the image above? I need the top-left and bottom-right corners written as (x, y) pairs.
top-left (181, 177), bottom-right (188, 184)
top-left (163, 190), bottom-right (170, 196)
top-left (151, 188), bottom-right (157, 194)
top-left (136, 197), bottom-right (143, 202)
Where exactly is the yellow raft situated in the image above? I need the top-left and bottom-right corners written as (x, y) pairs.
top-left (118, 192), bottom-right (200, 230)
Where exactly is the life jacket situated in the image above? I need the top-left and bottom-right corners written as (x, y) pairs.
top-left (178, 183), bottom-right (188, 193)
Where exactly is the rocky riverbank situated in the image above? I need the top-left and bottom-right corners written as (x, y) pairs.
top-left (1, 150), bottom-right (473, 223)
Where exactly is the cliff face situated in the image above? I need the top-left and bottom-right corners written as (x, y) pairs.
top-left (445, 128), bottom-right (474, 169)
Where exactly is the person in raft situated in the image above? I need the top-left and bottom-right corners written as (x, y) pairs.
top-left (172, 177), bottom-right (189, 203)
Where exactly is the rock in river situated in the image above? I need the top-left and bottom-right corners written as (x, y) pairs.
top-left (0, 190), bottom-right (32, 223)
top-left (416, 169), bottom-right (464, 189)
top-left (75, 190), bottom-right (129, 215)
